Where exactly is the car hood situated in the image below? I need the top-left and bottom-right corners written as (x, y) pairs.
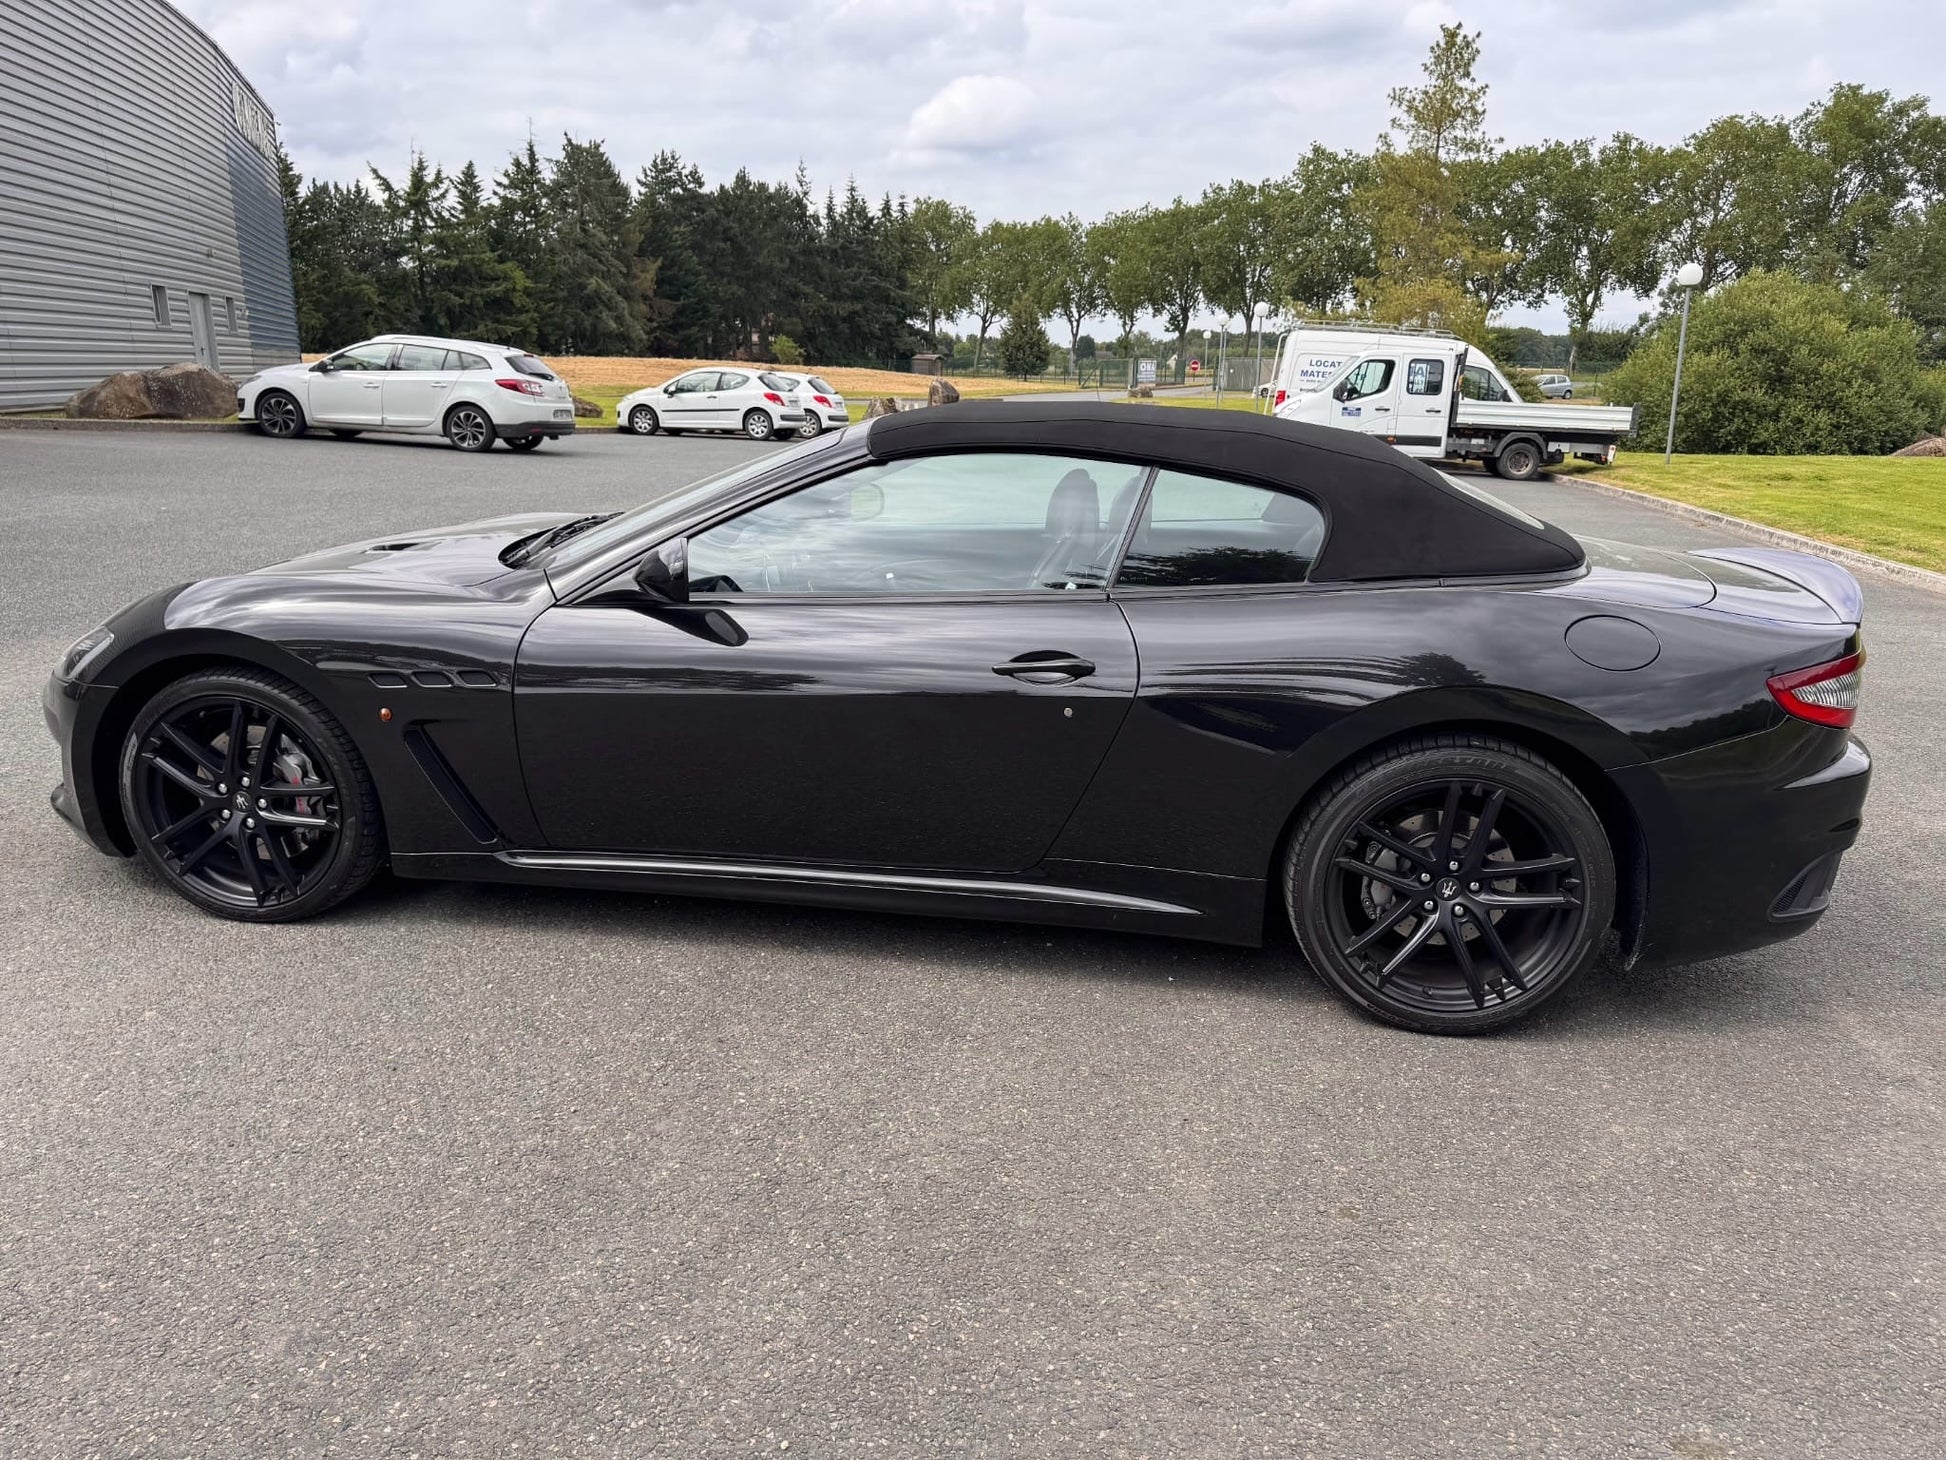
top-left (246, 513), bottom-right (587, 590)
top-left (247, 361), bottom-right (315, 386)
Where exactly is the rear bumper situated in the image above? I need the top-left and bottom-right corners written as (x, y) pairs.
top-left (1619, 724), bottom-right (1871, 967)
top-left (498, 418), bottom-right (577, 440)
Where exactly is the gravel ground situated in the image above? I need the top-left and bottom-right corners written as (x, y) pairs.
top-left (1, 427), bottom-right (1941, 1459)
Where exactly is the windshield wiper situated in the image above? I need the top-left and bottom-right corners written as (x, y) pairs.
top-left (501, 513), bottom-right (616, 567)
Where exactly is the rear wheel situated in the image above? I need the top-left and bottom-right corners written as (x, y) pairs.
top-left (1493, 440), bottom-right (1542, 481)
top-left (798, 414), bottom-right (823, 438)
top-left (1561, 389), bottom-right (1573, 399)
top-left (118, 668), bottom-right (384, 923)
top-left (506, 435), bottom-right (544, 452)
top-left (445, 403), bottom-right (496, 452)
top-left (628, 405), bottom-right (659, 435)
top-left (1284, 735), bottom-right (1614, 1034)
top-left (742, 409), bottom-right (774, 441)
top-left (256, 391), bottom-right (305, 439)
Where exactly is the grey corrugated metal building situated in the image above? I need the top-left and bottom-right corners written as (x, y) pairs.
top-left (0, 0), bottom-right (299, 411)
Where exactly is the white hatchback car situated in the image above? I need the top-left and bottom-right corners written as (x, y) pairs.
top-left (770, 371), bottom-right (850, 435)
top-left (237, 335), bottom-right (577, 452)
top-left (616, 368), bottom-right (806, 441)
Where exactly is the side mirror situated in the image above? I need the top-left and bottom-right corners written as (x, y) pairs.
top-left (1331, 381), bottom-right (1351, 402)
top-left (661, 383), bottom-right (677, 396)
top-left (633, 538), bottom-right (689, 603)
top-left (312, 359), bottom-right (335, 373)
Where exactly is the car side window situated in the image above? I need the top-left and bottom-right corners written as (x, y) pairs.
top-left (1340, 358), bottom-right (1395, 400)
top-left (686, 452), bottom-right (1147, 596)
top-left (669, 373), bottom-right (715, 394)
top-left (1461, 365), bottom-right (1512, 402)
top-left (450, 351), bottom-right (488, 371)
top-left (391, 344), bottom-right (447, 372)
top-left (1405, 357), bottom-right (1445, 396)
top-left (1114, 469), bottom-right (1324, 590)
top-left (758, 373), bottom-right (797, 393)
top-left (718, 371), bottom-right (751, 391)
top-left (331, 343), bottom-right (395, 371)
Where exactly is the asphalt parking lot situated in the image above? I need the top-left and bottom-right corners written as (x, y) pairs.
top-left (2, 425), bottom-right (1942, 1458)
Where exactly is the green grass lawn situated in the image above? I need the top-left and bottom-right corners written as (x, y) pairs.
top-left (1582, 452), bottom-right (1946, 574)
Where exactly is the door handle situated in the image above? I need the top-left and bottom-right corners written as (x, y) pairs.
top-left (993, 654), bottom-right (1095, 681)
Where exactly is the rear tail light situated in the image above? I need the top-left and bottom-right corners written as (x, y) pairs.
top-left (1274, 389), bottom-right (1287, 407)
top-left (812, 394), bottom-right (832, 407)
top-left (496, 378), bottom-right (545, 396)
top-left (763, 391), bottom-right (785, 405)
top-left (1768, 649), bottom-right (1864, 728)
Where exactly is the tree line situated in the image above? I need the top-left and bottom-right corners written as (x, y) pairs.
top-left (280, 26), bottom-right (1946, 376)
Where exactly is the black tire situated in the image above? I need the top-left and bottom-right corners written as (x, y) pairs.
top-left (118, 667), bottom-right (385, 923)
top-left (1562, 389), bottom-right (1573, 400)
top-left (256, 391), bottom-right (306, 439)
top-left (1284, 734), bottom-right (1614, 1034)
top-left (628, 405), bottom-right (659, 435)
top-left (444, 402), bottom-right (497, 452)
top-left (330, 429), bottom-right (361, 440)
top-left (742, 409), bottom-right (774, 441)
top-left (1493, 440), bottom-right (1542, 481)
top-left (506, 436), bottom-right (544, 452)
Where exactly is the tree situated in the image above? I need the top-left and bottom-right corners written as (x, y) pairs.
top-left (997, 296), bottom-right (1052, 377)
top-left (1277, 146), bottom-right (1375, 313)
top-left (953, 221), bottom-right (1029, 369)
top-left (904, 196), bottom-right (976, 347)
top-left (1141, 199), bottom-right (1205, 367)
top-left (490, 136), bottom-right (556, 328)
top-left (1605, 270), bottom-right (1946, 453)
top-left (544, 136), bottom-right (643, 354)
top-left (1789, 84), bottom-right (1946, 281)
top-left (1870, 201), bottom-right (1946, 360)
top-left (430, 161), bottom-right (534, 343)
top-left (1039, 214), bottom-right (1100, 370)
top-left (1660, 114), bottom-right (1801, 291)
top-left (1200, 180), bottom-right (1285, 329)
top-left (633, 151), bottom-right (712, 354)
top-left (1458, 145), bottom-right (1554, 316)
top-left (368, 152), bottom-right (448, 332)
top-left (1528, 135), bottom-right (1671, 366)
top-left (1086, 208), bottom-right (1154, 349)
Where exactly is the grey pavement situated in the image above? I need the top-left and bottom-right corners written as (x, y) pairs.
top-left (1, 427), bottom-right (1941, 1458)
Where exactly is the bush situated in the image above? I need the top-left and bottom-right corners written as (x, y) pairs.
top-left (1606, 271), bottom-right (1940, 454)
top-left (1505, 368), bottom-right (1548, 404)
top-left (998, 302), bottom-right (1052, 378)
top-left (771, 333), bottom-right (805, 366)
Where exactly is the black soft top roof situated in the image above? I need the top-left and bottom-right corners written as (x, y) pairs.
top-left (864, 402), bottom-right (1584, 583)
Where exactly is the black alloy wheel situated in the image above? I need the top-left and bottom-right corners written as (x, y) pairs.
top-left (445, 404), bottom-right (496, 452)
top-left (628, 405), bottom-right (659, 435)
top-left (1494, 441), bottom-right (1542, 481)
top-left (506, 435), bottom-right (545, 452)
top-left (742, 409), bottom-right (774, 441)
top-left (1286, 736), bottom-right (1614, 1033)
top-left (119, 669), bottom-right (383, 922)
top-left (257, 391), bottom-right (305, 439)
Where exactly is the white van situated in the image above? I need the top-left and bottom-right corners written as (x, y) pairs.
top-left (1263, 323), bottom-right (1468, 411)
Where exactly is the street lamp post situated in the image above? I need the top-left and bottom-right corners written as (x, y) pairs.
top-left (1252, 300), bottom-right (1271, 412)
top-left (1664, 261), bottom-right (1705, 464)
top-left (1215, 318), bottom-right (1232, 406)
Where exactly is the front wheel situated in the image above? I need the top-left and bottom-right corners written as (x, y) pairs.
top-left (1493, 441), bottom-right (1542, 481)
top-left (118, 668), bottom-right (384, 922)
top-left (628, 405), bottom-right (659, 435)
top-left (1284, 735), bottom-right (1614, 1034)
top-left (742, 409), bottom-right (774, 441)
top-left (445, 403), bottom-right (496, 452)
top-left (256, 391), bottom-right (305, 439)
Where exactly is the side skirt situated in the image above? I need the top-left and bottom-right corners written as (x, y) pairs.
top-left (388, 850), bottom-right (1268, 946)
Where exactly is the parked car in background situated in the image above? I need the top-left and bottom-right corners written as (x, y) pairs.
top-left (1536, 373), bottom-right (1576, 399)
top-left (771, 372), bottom-right (850, 435)
top-left (616, 369), bottom-right (806, 441)
top-left (237, 335), bottom-right (576, 452)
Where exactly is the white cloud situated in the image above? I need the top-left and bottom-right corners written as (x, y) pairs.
top-left (900, 75), bottom-right (1038, 158)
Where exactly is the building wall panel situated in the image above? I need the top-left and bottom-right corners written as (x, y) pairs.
top-left (0, 0), bottom-right (299, 411)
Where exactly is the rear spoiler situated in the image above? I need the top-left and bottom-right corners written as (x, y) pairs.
top-left (1690, 547), bottom-right (1864, 624)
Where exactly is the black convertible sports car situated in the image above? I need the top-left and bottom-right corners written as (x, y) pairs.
top-left (46, 404), bottom-right (1870, 1032)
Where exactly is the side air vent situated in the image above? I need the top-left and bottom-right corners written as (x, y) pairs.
top-left (1770, 852), bottom-right (1842, 919)
top-left (401, 725), bottom-right (502, 845)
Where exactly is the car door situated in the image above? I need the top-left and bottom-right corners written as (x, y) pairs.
top-left (1396, 354), bottom-right (1452, 456)
top-left (307, 342), bottom-right (394, 425)
top-left (381, 343), bottom-right (457, 429)
top-left (513, 450), bottom-right (1149, 872)
top-left (713, 370), bottom-right (754, 428)
top-left (659, 371), bottom-right (719, 429)
top-left (1330, 355), bottom-right (1402, 437)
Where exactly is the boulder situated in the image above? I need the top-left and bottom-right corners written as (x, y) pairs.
top-left (927, 378), bottom-right (961, 407)
top-left (65, 362), bottom-right (237, 420)
top-left (572, 394), bottom-right (602, 418)
top-left (1129, 382), bottom-right (1155, 399)
top-left (1891, 435), bottom-right (1946, 457)
top-left (862, 396), bottom-right (902, 419)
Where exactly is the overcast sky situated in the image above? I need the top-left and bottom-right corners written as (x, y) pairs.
top-left (178, 0), bottom-right (1946, 336)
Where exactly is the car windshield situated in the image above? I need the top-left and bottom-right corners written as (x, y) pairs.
top-left (806, 376), bottom-right (835, 394)
top-left (758, 372), bottom-right (798, 393)
top-left (540, 429), bottom-right (853, 571)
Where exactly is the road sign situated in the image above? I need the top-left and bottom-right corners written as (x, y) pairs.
top-left (1136, 358), bottom-right (1157, 385)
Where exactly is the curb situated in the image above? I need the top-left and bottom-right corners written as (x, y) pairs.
top-left (1556, 473), bottom-right (1946, 597)
top-left (0, 416), bottom-right (248, 433)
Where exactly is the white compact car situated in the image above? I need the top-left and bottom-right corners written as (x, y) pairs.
top-left (616, 368), bottom-right (806, 441)
top-left (237, 335), bottom-right (577, 452)
top-left (770, 371), bottom-right (850, 435)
